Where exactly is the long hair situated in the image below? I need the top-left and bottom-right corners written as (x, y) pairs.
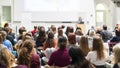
top-left (58, 36), bottom-right (67, 49)
top-left (113, 43), bottom-right (120, 64)
top-left (69, 46), bottom-right (94, 68)
top-left (21, 40), bottom-right (35, 53)
top-left (92, 37), bottom-right (104, 60)
top-left (0, 47), bottom-right (15, 68)
top-left (0, 34), bottom-right (3, 44)
top-left (80, 36), bottom-right (90, 56)
top-left (17, 47), bottom-right (31, 68)
top-left (44, 31), bottom-right (55, 50)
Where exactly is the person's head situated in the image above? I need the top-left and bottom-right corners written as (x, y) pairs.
top-left (69, 46), bottom-right (92, 68)
top-left (18, 47), bottom-right (31, 68)
top-left (113, 43), bottom-right (120, 64)
top-left (51, 25), bottom-right (56, 34)
top-left (80, 36), bottom-right (90, 56)
top-left (4, 23), bottom-right (9, 28)
top-left (75, 30), bottom-right (83, 35)
top-left (0, 47), bottom-right (15, 68)
top-left (4, 27), bottom-right (10, 34)
top-left (69, 46), bottom-right (85, 63)
top-left (34, 26), bottom-right (37, 30)
top-left (58, 29), bottom-right (63, 36)
top-left (38, 27), bottom-right (46, 37)
top-left (115, 29), bottom-right (120, 36)
top-left (19, 27), bottom-right (26, 34)
top-left (92, 36), bottom-right (104, 60)
top-left (45, 31), bottom-right (55, 50)
top-left (58, 36), bottom-right (67, 49)
top-left (21, 40), bottom-right (35, 53)
top-left (68, 33), bottom-right (76, 44)
top-left (103, 25), bottom-right (107, 30)
top-left (89, 30), bottom-right (95, 37)
top-left (0, 31), bottom-right (7, 41)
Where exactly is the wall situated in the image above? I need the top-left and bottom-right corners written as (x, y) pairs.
top-left (116, 7), bottom-right (120, 24)
top-left (13, 0), bottom-right (95, 31)
top-left (94, 0), bottom-right (116, 29)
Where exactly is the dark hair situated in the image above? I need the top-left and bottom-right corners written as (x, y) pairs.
top-left (69, 46), bottom-right (94, 68)
top-left (19, 27), bottom-right (26, 34)
top-left (44, 31), bottom-right (54, 50)
top-left (115, 29), bottom-right (120, 36)
top-left (68, 33), bottom-right (76, 44)
top-left (4, 23), bottom-right (9, 28)
top-left (58, 36), bottom-right (67, 49)
top-left (4, 27), bottom-right (10, 33)
top-left (103, 25), bottom-right (107, 30)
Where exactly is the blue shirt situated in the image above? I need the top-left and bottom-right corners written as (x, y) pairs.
top-left (3, 40), bottom-right (13, 52)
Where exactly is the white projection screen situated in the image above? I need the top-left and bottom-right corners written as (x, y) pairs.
top-left (14, 0), bottom-right (95, 21)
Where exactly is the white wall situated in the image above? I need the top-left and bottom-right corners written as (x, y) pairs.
top-left (116, 7), bottom-right (120, 24)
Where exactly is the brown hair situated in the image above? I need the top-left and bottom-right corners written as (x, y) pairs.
top-left (68, 33), bottom-right (76, 44)
top-left (92, 37), bottom-right (104, 60)
top-left (80, 36), bottom-right (90, 56)
top-left (0, 34), bottom-right (3, 44)
top-left (17, 47), bottom-right (31, 68)
top-left (113, 43), bottom-right (120, 64)
top-left (0, 47), bottom-right (15, 68)
top-left (44, 31), bottom-right (55, 50)
top-left (17, 40), bottom-right (35, 68)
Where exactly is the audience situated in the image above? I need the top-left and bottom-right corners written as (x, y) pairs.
top-left (0, 24), bottom-right (120, 68)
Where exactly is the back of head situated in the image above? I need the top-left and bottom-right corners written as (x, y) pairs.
top-left (68, 33), bottom-right (76, 44)
top-left (4, 23), bottom-right (9, 28)
top-left (19, 27), bottom-right (26, 34)
top-left (0, 47), bottom-right (15, 68)
top-left (89, 30), bottom-right (95, 37)
top-left (0, 31), bottom-right (7, 41)
top-left (69, 46), bottom-right (85, 63)
top-left (18, 47), bottom-right (30, 68)
top-left (58, 36), bottom-right (67, 49)
top-left (21, 40), bottom-right (35, 53)
top-left (48, 31), bottom-right (54, 39)
top-left (69, 46), bottom-right (93, 68)
top-left (103, 25), bottom-right (107, 30)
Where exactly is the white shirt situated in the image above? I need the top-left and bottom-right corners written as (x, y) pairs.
top-left (86, 51), bottom-right (109, 66)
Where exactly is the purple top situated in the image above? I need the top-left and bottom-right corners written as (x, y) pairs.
top-left (48, 48), bottom-right (70, 67)
top-left (30, 54), bottom-right (41, 68)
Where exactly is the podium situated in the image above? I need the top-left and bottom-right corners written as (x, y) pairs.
top-left (76, 24), bottom-right (86, 34)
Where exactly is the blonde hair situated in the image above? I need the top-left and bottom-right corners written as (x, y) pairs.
top-left (89, 30), bottom-right (95, 37)
top-left (92, 37), bottom-right (104, 60)
top-left (0, 47), bottom-right (15, 68)
top-left (80, 36), bottom-right (90, 56)
top-left (113, 43), bottom-right (120, 64)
